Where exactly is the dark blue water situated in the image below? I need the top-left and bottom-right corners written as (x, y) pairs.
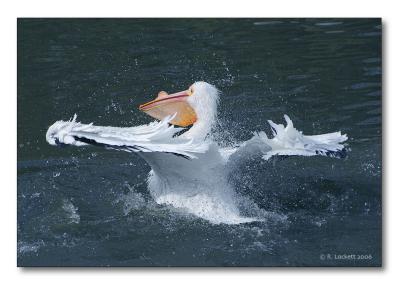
top-left (17, 18), bottom-right (381, 266)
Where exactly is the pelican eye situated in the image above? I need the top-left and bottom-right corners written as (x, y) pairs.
top-left (188, 87), bottom-right (194, 96)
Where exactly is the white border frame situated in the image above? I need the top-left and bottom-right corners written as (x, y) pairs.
top-left (3, 0), bottom-right (399, 285)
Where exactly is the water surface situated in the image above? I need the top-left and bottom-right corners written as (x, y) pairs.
top-left (17, 18), bottom-right (381, 266)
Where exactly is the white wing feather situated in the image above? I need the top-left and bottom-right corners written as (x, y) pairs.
top-left (226, 115), bottom-right (348, 163)
top-left (46, 114), bottom-right (208, 159)
top-left (261, 115), bottom-right (348, 160)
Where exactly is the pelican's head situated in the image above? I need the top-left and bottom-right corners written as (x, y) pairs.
top-left (139, 81), bottom-right (219, 128)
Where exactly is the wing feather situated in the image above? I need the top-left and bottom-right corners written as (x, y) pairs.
top-left (46, 114), bottom-right (208, 159)
top-left (226, 114), bottom-right (348, 164)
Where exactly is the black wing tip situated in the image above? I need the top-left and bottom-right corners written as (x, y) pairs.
top-left (317, 147), bottom-right (348, 159)
top-left (168, 152), bottom-right (191, 160)
top-left (54, 138), bottom-right (69, 148)
top-left (73, 136), bottom-right (192, 159)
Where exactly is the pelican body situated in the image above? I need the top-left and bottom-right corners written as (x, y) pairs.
top-left (46, 82), bottom-right (348, 224)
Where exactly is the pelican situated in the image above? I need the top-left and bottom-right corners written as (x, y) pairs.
top-left (46, 82), bottom-right (348, 224)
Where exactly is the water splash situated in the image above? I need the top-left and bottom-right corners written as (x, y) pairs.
top-left (62, 199), bottom-right (80, 224)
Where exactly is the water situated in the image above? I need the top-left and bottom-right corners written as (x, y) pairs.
top-left (17, 18), bottom-right (381, 266)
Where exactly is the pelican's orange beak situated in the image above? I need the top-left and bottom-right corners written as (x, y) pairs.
top-left (139, 89), bottom-right (197, 127)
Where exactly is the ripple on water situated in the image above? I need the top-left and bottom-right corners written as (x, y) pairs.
top-left (17, 240), bottom-right (45, 255)
top-left (349, 82), bottom-right (381, 90)
top-left (253, 21), bottom-right (283, 26)
top-left (325, 30), bottom-right (344, 34)
top-left (62, 199), bottom-right (80, 224)
top-left (363, 57), bottom-right (381, 64)
top-left (315, 21), bottom-right (343, 27)
top-left (115, 188), bottom-right (147, 216)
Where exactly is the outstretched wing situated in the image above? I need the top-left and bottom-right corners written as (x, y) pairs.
top-left (225, 115), bottom-right (348, 164)
top-left (46, 114), bottom-right (208, 159)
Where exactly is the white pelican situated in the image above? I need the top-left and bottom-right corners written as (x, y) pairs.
top-left (46, 82), bottom-right (348, 224)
